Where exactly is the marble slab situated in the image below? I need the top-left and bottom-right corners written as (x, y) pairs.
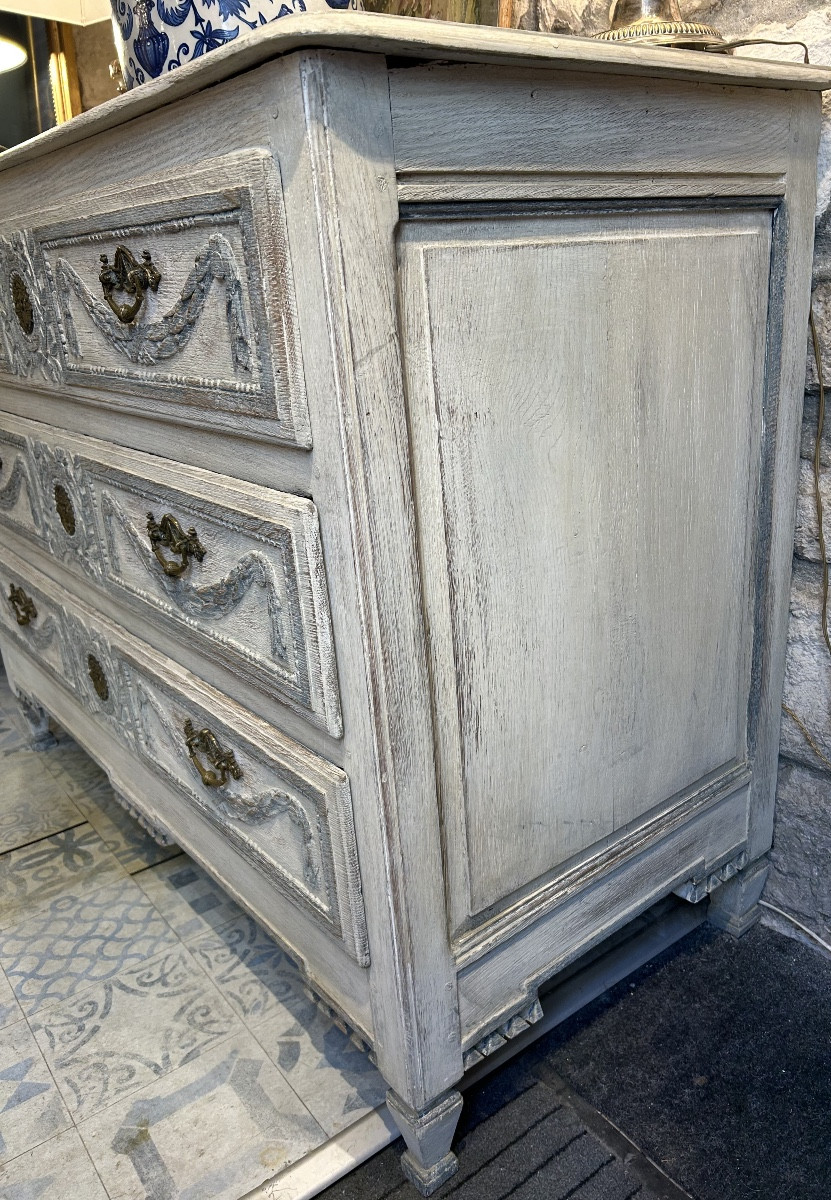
top-left (0, 1016), bottom-right (72, 1165)
top-left (0, 753), bottom-right (83, 855)
top-left (30, 943), bottom-right (243, 1121)
top-left (137, 855), bottom-right (244, 941)
top-left (189, 913), bottom-right (305, 1029)
top-left (78, 1030), bottom-right (326, 1200)
top-left (0, 874), bottom-right (179, 1019)
top-left (0, 823), bottom-right (126, 932)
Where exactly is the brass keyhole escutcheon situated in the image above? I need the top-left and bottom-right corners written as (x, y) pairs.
top-left (183, 718), bottom-right (242, 789)
top-left (10, 273), bottom-right (34, 336)
top-left (8, 584), bottom-right (36, 626)
top-left (54, 484), bottom-right (76, 535)
top-left (87, 653), bottom-right (109, 702)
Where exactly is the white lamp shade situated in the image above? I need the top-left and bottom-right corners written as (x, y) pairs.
top-left (0, 0), bottom-right (111, 25)
top-left (0, 34), bottom-right (27, 72)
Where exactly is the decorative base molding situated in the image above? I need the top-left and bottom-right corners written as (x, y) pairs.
top-left (112, 788), bottom-right (176, 847)
top-left (673, 848), bottom-right (748, 905)
top-left (462, 995), bottom-right (543, 1071)
top-left (707, 858), bottom-right (769, 939)
top-left (13, 687), bottom-right (57, 750)
top-left (301, 984), bottom-right (376, 1063)
top-left (387, 1089), bottom-right (463, 1198)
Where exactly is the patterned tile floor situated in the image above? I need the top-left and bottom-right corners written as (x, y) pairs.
top-left (0, 668), bottom-right (391, 1200)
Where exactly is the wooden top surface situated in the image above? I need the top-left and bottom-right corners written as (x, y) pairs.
top-left (2, 11), bottom-right (831, 173)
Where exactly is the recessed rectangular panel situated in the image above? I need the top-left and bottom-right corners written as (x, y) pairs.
top-left (398, 208), bottom-right (771, 930)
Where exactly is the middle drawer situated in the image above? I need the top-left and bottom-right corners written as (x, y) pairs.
top-left (0, 414), bottom-right (342, 736)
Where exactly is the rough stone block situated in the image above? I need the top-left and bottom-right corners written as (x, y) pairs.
top-left (794, 456), bottom-right (831, 562)
top-left (768, 759), bottom-right (831, 943)
top-left (780, 560), bottom-right (831, 771)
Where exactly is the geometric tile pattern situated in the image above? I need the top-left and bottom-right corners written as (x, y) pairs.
top-left (0, 1018), bottom-right (72, 1165)
top-left (0, 824), bottom-right (125, 932)
top-left (43, 747), bottom-right (181, 875)
top-left (31, 945), bottom-right (241, 1119)
top-left (0, 1126), bottom-right (110, 1199)
top-left (78, 1032), bottom-right (326, 1200)
top-left (0, 752), bottom-right (83, 855)
top-left (189, 913), bottom-right (306, 1028)
top-left (0, 670), bottom-right (388, 1199)
top-left (136, 856), bottom-right (243, 941)
top-left (0, 875), bottom-right (180, 1018)
top-left (257, 995), bottom-right (387, 1137)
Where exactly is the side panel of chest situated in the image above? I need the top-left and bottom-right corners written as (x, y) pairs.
top-left (398, 205), bottom-right (771, 939)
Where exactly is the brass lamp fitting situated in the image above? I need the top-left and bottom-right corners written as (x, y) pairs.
top-left (595, 0), bottom-right (727, 50)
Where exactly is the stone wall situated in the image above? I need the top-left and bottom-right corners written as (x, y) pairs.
top-left (516, 0), bottom-right (831, 949)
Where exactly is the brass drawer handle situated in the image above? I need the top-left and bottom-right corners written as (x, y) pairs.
top-left (8, 584), bottom-right (36, 626)
top-left (184, 718), bottom-right (242, 789)
top-left (146, 512), bottom-right (206, 578)
top-left (99, 246), bottom-right (161, 324)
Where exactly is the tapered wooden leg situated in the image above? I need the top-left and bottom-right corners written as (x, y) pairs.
top-left (14, 690), bottom-right (57, 751)
top-left (387, 1088), bottom-right (463, 1196)
top-left (707, 858), bottom-right (768, 938)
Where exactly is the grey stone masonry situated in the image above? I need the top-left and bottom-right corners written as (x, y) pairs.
top-left (517, 0), bottom-right (831, 947)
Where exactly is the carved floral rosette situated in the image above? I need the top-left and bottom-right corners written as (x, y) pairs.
top-left (0, 233), bottom-right (62, 383)
top-left (29, 440), bottom-right (101, 578)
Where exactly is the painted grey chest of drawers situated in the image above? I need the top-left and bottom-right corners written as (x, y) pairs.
top-left (0, 14), bottom-right (828, 1192)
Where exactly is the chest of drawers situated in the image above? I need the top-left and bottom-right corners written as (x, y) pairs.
top-left (0, 14), bottom-right (828, 1192)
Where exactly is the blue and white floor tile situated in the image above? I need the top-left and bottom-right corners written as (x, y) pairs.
top-left (0, 670), bottom-right (393, 1198)
top-left (135, 855), bottom-right (244, 941)
top-left (30, 944), bottom-right (242, 1120)
top-left (0, 754), bottom-right (83, 856)
top-left (0, 875), bottom-right (181, 1019)
top-left (189, 912), bottom-right (306, 1029)
top-left (42, 748), bottom-right (181, 875)
top-left (78, 1031), bottom-right (326, 1200)
top-left (0, 1126), bottom-right (109, 1199)
top-left (0, 1017), bottom-right (72, 1166)
top-left (0, 824), bottom-right (125, 932)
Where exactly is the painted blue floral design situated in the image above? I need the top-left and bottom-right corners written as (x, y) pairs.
top-left (112, 0), bottom-right (361, 89)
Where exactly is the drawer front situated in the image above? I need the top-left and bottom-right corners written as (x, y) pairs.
top-left (0, 153), bottom-right (309, 447)
top-left (0, 552), bottom-right (367, 966)
top-left (0, 567), bottom-right (76, 690)
top-left (0, 416), bottom-right (342, 735)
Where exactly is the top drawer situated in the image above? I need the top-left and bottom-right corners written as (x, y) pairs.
top-left (0, 152), bottom-right (310, 447)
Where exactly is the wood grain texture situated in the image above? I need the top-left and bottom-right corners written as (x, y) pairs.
top-left (1, 12), bottom-right (830, 181)
top-left (0, 34), bottom-right (821, 1177)
top-left (399, 205), bottom-right (770, 936)
top-left (0, 542), bottom-right (369, 970)
top-left (0, 411), bottom-right (342, 737)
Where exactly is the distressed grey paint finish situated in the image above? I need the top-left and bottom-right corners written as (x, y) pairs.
top-left (0, 16), bottom-right (825, 1192)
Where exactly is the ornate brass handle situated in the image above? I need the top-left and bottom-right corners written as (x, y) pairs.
top-left (8, 584), bottom-right (36, 626)
top-left (99, 246), bottom-right (161, 324)
top-left (184, 719), bottom-right (242, 789)
top-left (146, 512), bottom-right (206, 578)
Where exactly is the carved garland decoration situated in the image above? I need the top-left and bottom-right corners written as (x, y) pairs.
top-left (102, 491), bottom-right (294, 670)
top-left (55, 233), bottom-right (252, 371)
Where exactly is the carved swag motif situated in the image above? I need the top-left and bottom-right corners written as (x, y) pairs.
top-left (102, 491), bottom-right (292, 668)
top-left (55, 232), bottom-right (252, 370)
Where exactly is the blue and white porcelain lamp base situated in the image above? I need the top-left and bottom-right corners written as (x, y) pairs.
top-left (111, 0), bottom-right (362, 89)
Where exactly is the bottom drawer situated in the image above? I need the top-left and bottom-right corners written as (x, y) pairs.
top-left (0, 549), bottom-right (368, 970)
